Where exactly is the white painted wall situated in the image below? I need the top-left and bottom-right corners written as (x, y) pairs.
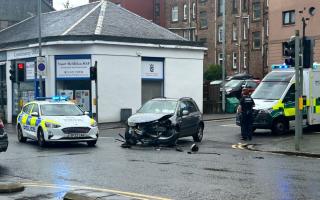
top-left (164, 57), bottom-right (203, 112)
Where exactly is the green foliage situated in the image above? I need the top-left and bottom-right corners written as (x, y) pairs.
top-left (204, 64), bottom-right (222, 81)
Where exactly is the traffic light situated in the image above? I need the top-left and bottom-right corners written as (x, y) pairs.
top-left (303, 39), bottom-right (314, 68)
top-left (283, 40), bottom-right (295, 66)
top-left (9, 65), bottom-right (16, 81)
top-left (17, 62), bottom-right (25, 82)
top-left (90, 61), bottom-right (97, 80)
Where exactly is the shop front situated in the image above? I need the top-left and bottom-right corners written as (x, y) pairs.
top-left (55, 55), bottom-right (95, 114)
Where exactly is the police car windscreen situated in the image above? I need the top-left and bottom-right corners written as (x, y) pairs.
top-left (41, 104), bottom-right (84, 116)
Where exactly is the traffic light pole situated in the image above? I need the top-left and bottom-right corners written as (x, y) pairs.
top-left (294, 30), bottom-right (302, 151)
top-left (38, 0), bottom-right (43, 97)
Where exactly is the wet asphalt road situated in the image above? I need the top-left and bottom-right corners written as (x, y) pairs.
top-left (0, 119), bottom-right (320, 200)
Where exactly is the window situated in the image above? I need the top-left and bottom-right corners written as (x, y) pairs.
top-left (266, 19), bottom-right (269, 36)
top-left (243, 22), bottom-right (247, 40)
top-left (243, 52), bottom-right (247, 69)
top-left (253, 32), bottom-right (261, 49)
top-left (23, 104), bottom-right (32, 114)
top-left (172, 6), bottom-right (178, 22)
top-left (183, 30), bottom-right (189, 40)
top-left (233, 52), bottom-right (237, 69)
top-left (283, 10), bottom-right (295, 25)
top-left (218, 25), bottom-right (223, 42)
top-left (232, 0), bottom-right (237, 13)
top-left (242, 0), bottom-right (248, 12)
top-left (266, 0), bottom-right (269, 7)
top-left (192, 3), bottom-right (196, 19)
top-left (183, 4), bottom-right (188, 20)
top-left (284, 84), bottom-right (295, 103)
top-left (218, 0), bottom-right (223, 16)
top-left (200, 11), bottom-right (208, 28)
top-left (218, 53), bottom-right (223, 66)
top-left (253, 2), bottom-right (261, 20)
top-left (31, 104), bottom-right (39, 114)
top-left (232, 24), bottom-right (237, 41)
top-left (183, 101), bottom-right (198, 113)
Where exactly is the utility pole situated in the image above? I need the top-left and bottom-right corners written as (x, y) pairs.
top-left (38, 0), bottom-right (43, 97)
top-left (294, 30), bottom-right (302, 151)
top-left (221, 0), bottom-right (226, 112)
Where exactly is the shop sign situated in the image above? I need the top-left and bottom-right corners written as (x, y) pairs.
top-left (56, 59), bottom-right (91, 79)
top-left (7, 48), bottom-right (39, 60)
top-left (141, 60), bottom-right (163, 80)
top-left (0, 52), bottom-right (6, 61)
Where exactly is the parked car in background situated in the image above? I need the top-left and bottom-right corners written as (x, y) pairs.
top-left (226, 73), bottom-right (253, 81)
top-left (0, 119), bottom-right (8, 153)
top-left (241, 79), bottom-right (261, 96)
top-left (125, 97), bottom-right (204, 146)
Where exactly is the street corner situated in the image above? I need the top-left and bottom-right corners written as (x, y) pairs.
top-left (0, 182), bottom-right (25, 194)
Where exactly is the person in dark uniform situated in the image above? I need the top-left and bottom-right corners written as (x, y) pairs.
top-left (239, 90), bottom-right (255, 140)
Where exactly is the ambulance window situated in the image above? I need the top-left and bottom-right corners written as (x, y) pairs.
top-left (284, 84), bottom-right (295, 102)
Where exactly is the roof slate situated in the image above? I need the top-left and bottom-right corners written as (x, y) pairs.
top-left (0, 1), bottom-right (191, 48)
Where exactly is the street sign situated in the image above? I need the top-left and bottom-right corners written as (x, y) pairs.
top-left (37, 56), bottom-right (46, 76)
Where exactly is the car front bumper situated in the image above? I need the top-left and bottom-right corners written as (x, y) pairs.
top-left (45, 126), bottom-right (99, 142)
top-left (0, 133), bottom-right (8, 152)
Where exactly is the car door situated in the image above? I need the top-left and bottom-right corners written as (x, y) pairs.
top-left (20, 104), bottom-right (33, 137)
top-left (29, 103), bottom-right (40, 139)
top-left (184, 100), bottom-right (201, 135)
top-left (176, 101), bottom-right (193, 136)
top-left (282, 84), bottom-right (295, 118)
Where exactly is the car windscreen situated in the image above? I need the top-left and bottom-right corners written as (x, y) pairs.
top-left (225, 80), bottom-right (243, 88)
top-left (251, 81), bottom-right (289, 100)
top-left (138, 100), bottom-right (178, 114)
top-left (40, 104), bottom-right (84, 116)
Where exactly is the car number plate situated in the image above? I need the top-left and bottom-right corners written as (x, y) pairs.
top-left (70, 133), bottom-right (86, 138)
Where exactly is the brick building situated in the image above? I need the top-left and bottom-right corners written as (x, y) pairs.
top-left (268, 0), bottom-right (320, 67)
top-left (166, 0), bottom-right (269, 79)
top-left (89, 0), bottom-right (166, 27)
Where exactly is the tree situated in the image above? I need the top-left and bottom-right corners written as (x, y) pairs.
top-left (204, 64), bottom-right (222, 81)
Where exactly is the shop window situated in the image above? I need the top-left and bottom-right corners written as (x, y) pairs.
top-left (283, 10), bottom-right (295, 25)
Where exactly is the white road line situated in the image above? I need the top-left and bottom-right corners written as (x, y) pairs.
top-left (221, 124), bottom-right (239, 128)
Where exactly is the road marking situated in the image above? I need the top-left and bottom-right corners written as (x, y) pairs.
top-left (221, 124), bottom-right (239, 128)
top-left (21, 182), bottom-right (171, 200)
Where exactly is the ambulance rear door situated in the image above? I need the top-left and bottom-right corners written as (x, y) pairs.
top-left (310, 68), bottom-right (320, 125)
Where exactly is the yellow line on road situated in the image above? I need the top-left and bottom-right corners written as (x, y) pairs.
top-left (22, 182), bottom-right (171, 200)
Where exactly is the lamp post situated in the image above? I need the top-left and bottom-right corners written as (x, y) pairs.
top-left (37, 0), bottom-right (43, 97)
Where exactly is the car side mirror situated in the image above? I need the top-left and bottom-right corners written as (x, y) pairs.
top-left (182, 110), bottom-right (189, 116)
top-left (84, 111), bottom-right (90, 115)
top-left (31, 112), bottom-right (39, 117)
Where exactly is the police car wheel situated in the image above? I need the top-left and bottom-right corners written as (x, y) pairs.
top-left (87, 140), bottom-right (97, 147)
top-left (17, 125), bottom-right (27, 143)
top-left (193, 124), bottom-right (204, 142)
top-left (37, 129), bottom-right (46, 147)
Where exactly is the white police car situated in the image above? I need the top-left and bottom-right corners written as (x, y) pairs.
top-left (16, 96), bottom-right (99, 147)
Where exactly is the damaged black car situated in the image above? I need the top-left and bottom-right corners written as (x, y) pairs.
top-left (124, 97), bottom-right (204, 146)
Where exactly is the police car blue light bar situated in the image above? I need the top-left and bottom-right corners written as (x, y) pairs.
top-left (272, 64), bottom-right (290, 70)
top-left (35, 96), bottom-right (70, 101)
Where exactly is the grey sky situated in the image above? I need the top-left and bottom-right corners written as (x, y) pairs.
top-left (53, 0), bottom-right (89, 10)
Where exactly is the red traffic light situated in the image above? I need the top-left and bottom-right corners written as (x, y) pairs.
top-left (17, 63), bottom-right (25, 70)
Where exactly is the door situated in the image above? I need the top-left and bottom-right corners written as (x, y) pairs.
top-left (177, 101), bottom-right (198, 136)
top-left (29, 103), bottom-right (40, 139)
top-left (282, 84), bottom-right (295, 118)
top-left (20, 104), bottom-right (33, 137)
top-left (141, 80), bottom-right (163, 104)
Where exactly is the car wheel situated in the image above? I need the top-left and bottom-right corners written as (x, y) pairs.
top-left (272, 118), bottom-right (288, 135)
top-left (17, 125), bottom-right (27, 143)
top-left (193, 124), bottom-right (204, 142)
top-left (87, 140), bottom-right (97, 147)
top-left (37, 129), bottom-right (46, 147)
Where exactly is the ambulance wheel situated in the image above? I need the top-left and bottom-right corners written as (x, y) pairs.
top-left (17, 125), bottom-right (27, 143)
top-left (272, 119), bottom-right (288, 135)
top-left (37, 129), bottom-right (46, 147)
